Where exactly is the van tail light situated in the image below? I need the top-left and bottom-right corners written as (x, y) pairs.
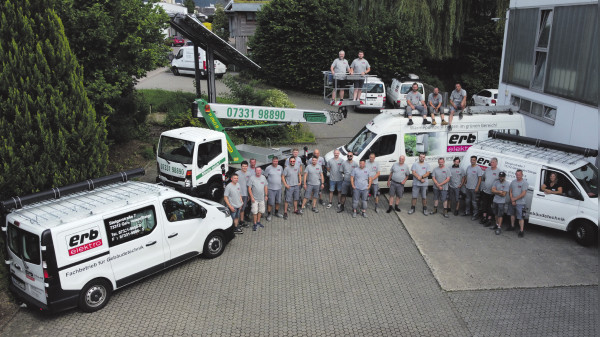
top-left (491, 99), bottom-right (497, 104)
top-left (42, 261), bottom-right (51, 280)
top-left (185, 170), bottom-right (192, 188)
top-left (360, 101), bottom-right (364, 105)
top-left (203, 61), bottom-right (206, 70)
top-left (397, 100), bottom-right (400, 104)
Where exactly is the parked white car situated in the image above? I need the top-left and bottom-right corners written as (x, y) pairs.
top-left (472, 89), bottom-right (499, 106)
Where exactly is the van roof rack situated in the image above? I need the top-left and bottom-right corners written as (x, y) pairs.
top-left (477, 138), bottom-right (592, 166)
top-left (8, 181), bottom-right (167, 228)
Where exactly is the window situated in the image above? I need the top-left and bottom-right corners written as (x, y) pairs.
top-left (345, 127), bottom-right (377, 155)
top-left (510, 94), bottom-right (556, 125)
top-left (197, 140), bottom-right (222, 168)
top-left (176, 49), bottom-right (184, 59)
top-left (479, 90), bottom-right (491, 98)
top-left (404, 132), bottom-right (445, 157)
top-left (246, 12), bottom-right (256, 22)
top-left (104, 206), bottom-right (157, 247)
top-left (158, 136), bottom-right (194, 164)
top-left (362, 134), bottom-right (397, 159)
top-left (502, 8), bottom-right (538, 87)
top-left (7, 225), bottom-right (41, 265)
top-left (571, 163), bottom-right (598, 198)
top-left (366, 83), bottom-right (384, 94)
top-left (163, 198), bottom-right (207, 222)
top-left (400, 84), bottom-right (423, 94)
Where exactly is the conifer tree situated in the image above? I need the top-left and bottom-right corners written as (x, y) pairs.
top-left (0, 0), bottom-right (109, 199)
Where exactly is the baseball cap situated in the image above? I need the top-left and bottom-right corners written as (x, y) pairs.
top-left (499, 172), bottom-right (506, 177)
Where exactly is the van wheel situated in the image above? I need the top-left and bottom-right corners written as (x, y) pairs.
top-left (79, 279), bottom-right (112, 312)
top-left (172, 67), bottom-right (180, 76)
top-left (216, 74), bottom-right (224, 79)
top-left (207, 181), bottom-right (224, 201)
top-left (573, 221), bottom-right (597, 246)
top-left (203, 232), bottom-right (225, 258)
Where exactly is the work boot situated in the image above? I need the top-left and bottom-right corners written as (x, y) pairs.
top-left (407, 119), bottom-right (414, 126)
top-left (441, 120), bottom-right (448, 126)
top-left (429, 207), bottom-right (438, 215)
top-left (423, 207), bottom-right (428, 216)
top-left (422, 118), bottom-right (431, 125)
top-left (386, 206), bottom-right (393, 213)
top-left (431, 119), bottom-right (437, 125)
top-left (443, 210), bottom-right (449, 218)
top-left (407, 207), bottom-right (415, 215)
top-left (337, 205), bottom-right (345, 213)
top-left (395, 205), bottom-right (401, 212)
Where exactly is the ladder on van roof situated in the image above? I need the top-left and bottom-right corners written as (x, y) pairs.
top-left (478, 139), bottom-right (591, 166)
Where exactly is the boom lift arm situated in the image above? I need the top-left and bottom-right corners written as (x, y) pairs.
top-left (192, 99), bottom-right (343, 164)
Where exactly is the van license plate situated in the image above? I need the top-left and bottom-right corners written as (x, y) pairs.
top-left (12, 276), bottom-right (26, 291)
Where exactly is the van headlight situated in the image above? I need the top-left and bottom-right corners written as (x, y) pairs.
top-left (217, 206), bottom-right (230, 217)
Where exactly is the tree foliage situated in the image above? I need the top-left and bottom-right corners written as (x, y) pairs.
top-left (55, 0), bottom-right (170, 142)
top-left (0, 0), bottom-right (109, 199)
top-left (212, 4), bottom-right (230, 42)
top-left (184, 0), bottom-right (195, 14)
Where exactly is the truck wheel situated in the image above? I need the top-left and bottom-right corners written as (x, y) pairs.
top-left (79, 279), bottom-right (112, 312)
top-left (207, 181), bottom-right (224, 201)
top-left (573, 221), bottom-right (597, 246)
top-left (172, 67), bottom-right (180, 76)
top-left (203, 231), bottom-right (225, 259)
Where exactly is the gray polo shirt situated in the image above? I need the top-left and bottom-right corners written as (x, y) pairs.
top-left (450, 89), bottom-right (467, 106)
top-left (305, 164), bottom-right (323, 186)
top-left (342, 160), bottom-right (359, 182)
top-left (428, 93), bottom-right (442, 107)
top-left (411, 162), bottom-right (431, 187)
top-left (390, 163), bottom-right (409, 183)
top-left (465, 165), bottom-right (484, 190)
top-left (350, 58), bottom-right (370, 74)
top-left (327, 158), bottom-right (344, 182)
top-left (365, 160), bottom-right (380, 182)
top-left (331, 58), bottom-right (349, 74)
top-left (492, 180), bottom-right (509, 203)
top-left (482, 168), bottom-right (500, 194)
top-left (283, 163), bottom-right (301, 186)
top-left (249, 175), bottom-right (268, 200)
top-left (264, 165), bottom-right (283, 190)
top-left (407, 91), bottom-right (424, 106)
top-left (449, 166), bottom-right (464, 189)
top-left (235, 169), bottom-right (252, 197)
top-left (224, 182), bottom-right (243, 208)
top-left (432, 166), bottom-right (450, 191)
top-left (351, 167), bottom-right (370, 190)
top-left (510, 179), bottom-right (529, 205)
top-left (312, 156), bottom-right (326, 167)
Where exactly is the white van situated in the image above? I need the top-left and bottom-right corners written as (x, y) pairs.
top-left (462, 132), bottom-right (598, 246)
top-left (324, 107), bottom-right (525, 187)
top-left (350, 77), bottom-right (386, 110)
top-left (386, 75), bottom-right (425, 108)
top-left (2, 172), bottom-right (234, 313)
top-left (171, 46), bottom-right (227, 78)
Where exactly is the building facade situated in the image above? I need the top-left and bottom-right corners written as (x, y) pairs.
top-left (498, 0), bottom-right (598, 154)
top-left (224, 1), bottom-right (268, 54)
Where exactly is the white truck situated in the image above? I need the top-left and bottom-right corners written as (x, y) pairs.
top-left (463, 131), bottom-right (598, 246)
top-left (1, 169), bottom-right (235, 313)
top-left (324, 106), bottom-right (526, 188)
top-left (156, 99), bottom-right (344, 200)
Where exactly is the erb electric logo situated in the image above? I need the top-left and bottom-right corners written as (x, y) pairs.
top-left (67, 227), bottom-right (103, 256)
top-left (447, 133), bottom-right (477, 152)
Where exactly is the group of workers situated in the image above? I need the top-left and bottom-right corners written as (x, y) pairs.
top-left (223, 150), bottom-right (532, 238)
top-left (329, 50), bottom-right (468, 131)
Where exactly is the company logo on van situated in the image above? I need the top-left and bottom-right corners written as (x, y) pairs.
top-left (447, 133), bottom-right (477, 152)
top-left (67, 227), bottom-right (103, 256)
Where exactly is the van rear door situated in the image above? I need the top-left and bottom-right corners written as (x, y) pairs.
top-left (6, 223), bottom-right (47, 305)
top-left (361, 82), bottom-right (385, 108)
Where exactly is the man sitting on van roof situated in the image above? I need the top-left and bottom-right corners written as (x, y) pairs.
top-left (406, 83), bottom-right (431, 126)
top-left (448, 83), bottom-right (467, 131)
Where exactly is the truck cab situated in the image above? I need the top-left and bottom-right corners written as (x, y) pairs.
top-left (156, 127), bottom-right (228, 200)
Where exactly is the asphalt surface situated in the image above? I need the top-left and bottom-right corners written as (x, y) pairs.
top-left (2, 70), bottom-right (596, 336)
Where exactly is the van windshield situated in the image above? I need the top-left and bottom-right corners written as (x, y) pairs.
top-left (400, 84), bottom-right (423, 94)
top-left (571, 163), bottom-right (598, 198)
top-left (345, 127), bottom-right (377, 155)
top-left (158, 136), bottom-right (194, 164)
top-left (366, 83), bottom-right (384, 94)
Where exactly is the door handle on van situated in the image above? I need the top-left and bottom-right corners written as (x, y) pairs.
top-left (389, 160), bottom-right (396, 162)
top-left (13, 263), bottom-right (22, 271)
top-left (168, 233), bottom-right (179, 238)
top-left (146, 241), bottom-right (157, 246)
top-left (536, 194), bottom-right (545, 197)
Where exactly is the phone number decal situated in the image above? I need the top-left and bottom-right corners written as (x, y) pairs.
top-left (226, 107), bottom-right (286, 120)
